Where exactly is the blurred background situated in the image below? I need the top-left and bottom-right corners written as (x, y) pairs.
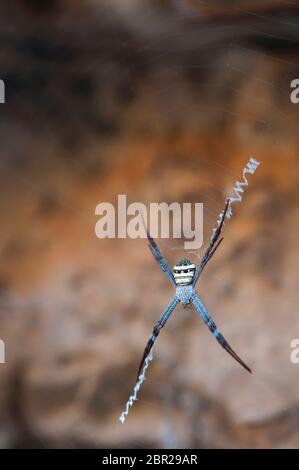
top-left (0, 0), bottom-right (299, 449)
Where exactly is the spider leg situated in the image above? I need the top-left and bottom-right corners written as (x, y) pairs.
top-left (136, 296), bottom-right (179, 379)
top-left (146, 228), bottom-right (176, 286)
top-left (193, 198), bottom-right (229, 286)
top-left (191, 293), bottom-right (251, 374)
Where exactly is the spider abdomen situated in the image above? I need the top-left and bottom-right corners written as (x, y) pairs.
top-left (173, 258), bottom-right (196, 286)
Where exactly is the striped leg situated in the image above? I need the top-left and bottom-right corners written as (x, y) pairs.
top-left (193, 198), bottom-right (229, 286)
top-left (191, 293), bottom-right (251, 374)
top-left (146, 228), bottom-right (176, 286)
top-left (136, 296), bottom-right (179, 379)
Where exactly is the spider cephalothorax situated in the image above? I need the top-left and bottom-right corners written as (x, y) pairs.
top-left (173, 258), bottom-right (196, 286)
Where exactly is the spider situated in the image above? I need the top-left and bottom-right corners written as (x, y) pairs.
top-left (137, 198), bottom-right (251, 380)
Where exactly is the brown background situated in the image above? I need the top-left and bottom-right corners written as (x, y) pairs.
top-left (0, 0), bottom-right (299, 448)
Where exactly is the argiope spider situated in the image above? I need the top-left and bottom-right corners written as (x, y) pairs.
top-left (137, 198), bottom-right (251, 380)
